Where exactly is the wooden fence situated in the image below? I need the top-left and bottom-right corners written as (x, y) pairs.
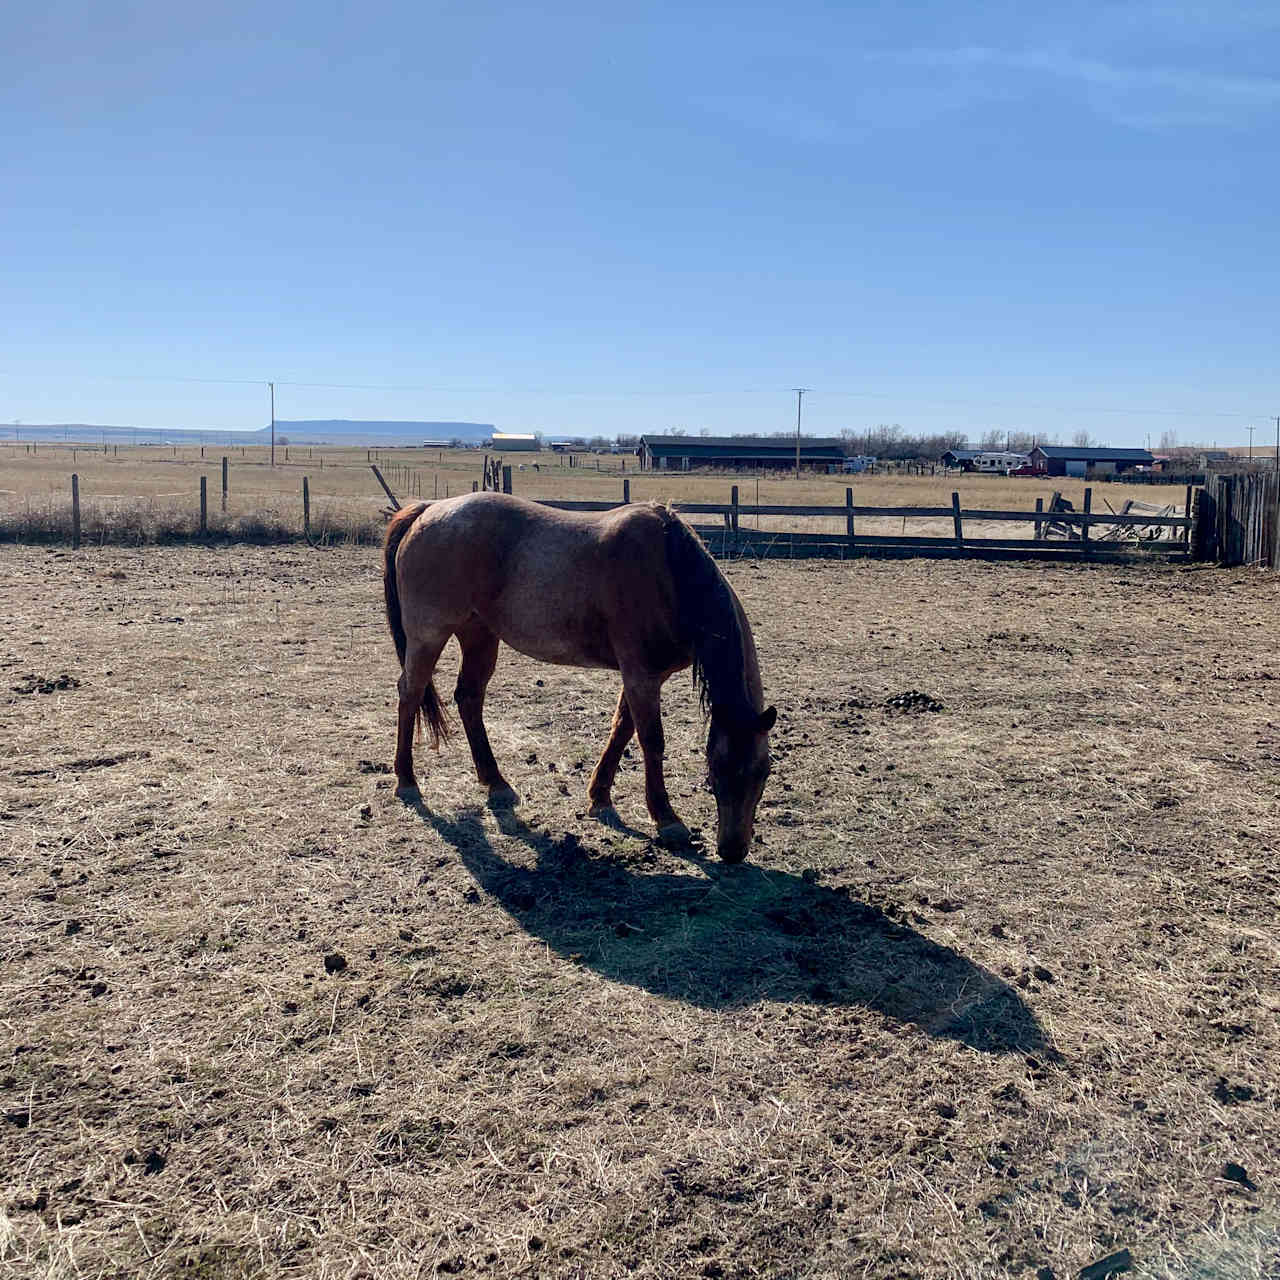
top-left (526, 482), bottom-right (1194, 562)
top-left (1196, 471), bottom-right (1280, 567)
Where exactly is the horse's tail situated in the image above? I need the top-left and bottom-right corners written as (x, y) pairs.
top-left (383, 503), bottom-right (450, 749)
top-left (383, 502), bottom-right (426, 667)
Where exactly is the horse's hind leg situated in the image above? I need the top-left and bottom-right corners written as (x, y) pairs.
top-left (588, 686), bottom-right (634, 817)
top-left (454, 623), bottom-right (517, 805)
top-left (394, 630), bottom-right (450, 801)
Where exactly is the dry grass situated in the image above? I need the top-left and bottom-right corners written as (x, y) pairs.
top-left (0, 443), bottom-right (1181, 545)
top-left (2, 546), bottom-right (1278, 1278)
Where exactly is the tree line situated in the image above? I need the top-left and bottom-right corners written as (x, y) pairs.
top-left (612, 426), bottom-right (1098, 462)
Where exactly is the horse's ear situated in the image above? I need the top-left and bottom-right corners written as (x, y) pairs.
top-left (757, 706), bottom-right (777, 732)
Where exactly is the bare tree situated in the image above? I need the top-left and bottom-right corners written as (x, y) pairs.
top-left (1071, 429), bottom-right (1094, 449)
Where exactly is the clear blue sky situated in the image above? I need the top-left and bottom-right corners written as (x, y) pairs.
top-left (3, 1), bottom-right (1278, 446)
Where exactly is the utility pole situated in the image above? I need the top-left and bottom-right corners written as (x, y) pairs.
top-left (269, 381), bottom-right (276, 467)
top-left (792, 388), bottom-right (808, 477)
top-left (1274, 415), bottom-right (1279, 474)
top-left (1248, 423), bottom-right (1254, 462)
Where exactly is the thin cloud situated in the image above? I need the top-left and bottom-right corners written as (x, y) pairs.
top-left (873, 46), bottom-right (1280, 125)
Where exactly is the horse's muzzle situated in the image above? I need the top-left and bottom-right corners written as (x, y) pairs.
top-left (716, 837), bottom-right (750, 864)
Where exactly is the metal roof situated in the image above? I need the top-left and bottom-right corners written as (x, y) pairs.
top-left (640, 435), bottom-right (844, 458)
top-left (1031, 446), bottom-right (1154, 462)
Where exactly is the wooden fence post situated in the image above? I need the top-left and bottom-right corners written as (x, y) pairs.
top-left (200, 476), bottom-right (207, 535)
top-left (1034, 497), bottom-right (1044, 541)
top-left (472, 481), bottom-right (478, 492)
top-left (1082, 487), bottom-right (1092, 558)
top-left (302, 477), bottom-right (310, 539)
top-left (951, 492), bottom-right (963, 549)
top-left (1184, 484), bottom-right (1193, 552)
top-left (731, 485), bottom-right (739, 535)
top-left (221, 456), bottom-right (228, 512)
top-left (370, 464), bottom-right (400, 509)
top-left (502, 466), bottom-right (512, 494)
top-left (623, 477), bottom-right (630, 503)
top-left (71, 474), bottom-right (81, 549)
top-left (846, 487), bottom-right (855, 548)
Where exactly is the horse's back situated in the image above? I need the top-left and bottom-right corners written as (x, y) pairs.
top-left (394, 493), bottom-right (678, 668)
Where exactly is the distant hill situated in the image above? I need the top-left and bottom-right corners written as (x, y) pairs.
top-left (8, 420), bottom-right (496, 446)
top-left (271, 420), bottom-right (495, 444)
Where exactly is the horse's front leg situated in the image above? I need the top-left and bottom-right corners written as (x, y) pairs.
top-left (587, 687), bottom-right (634, 817)
top-left (622, 676), bottom-right (689, 845)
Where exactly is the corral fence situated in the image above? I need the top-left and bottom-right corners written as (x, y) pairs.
top-left (524, 479), bottom-right (1195, 563)
top-left (16, 465), bottom-right (1203, 563)
top-left (1195, 471), bottom-right (1280, 567)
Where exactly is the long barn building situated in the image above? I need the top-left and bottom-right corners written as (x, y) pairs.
top-left (638, 435), bottom-right (845, 471)
top-left (1029, 445), bottom-right (1154, 477)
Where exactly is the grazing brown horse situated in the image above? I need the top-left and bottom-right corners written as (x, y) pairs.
top-left (383, 492), bottom-right (776, 863)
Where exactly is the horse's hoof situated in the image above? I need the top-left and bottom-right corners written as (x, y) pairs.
top-left (656, 821), bottom-right (692, 846)
top-left (487, 785), bottom-right (520, 809)
top-left (589, 804), bottom-right (624, 828)
top-left (395, 784), bottom-right (421, 804)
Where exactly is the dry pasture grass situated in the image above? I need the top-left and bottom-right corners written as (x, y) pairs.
top-left (2, 544), bottom-right (1278, 1279)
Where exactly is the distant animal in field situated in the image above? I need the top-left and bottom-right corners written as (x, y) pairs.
top-left (383, 492), bottom-right (776, 862)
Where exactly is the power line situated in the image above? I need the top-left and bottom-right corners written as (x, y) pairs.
top-left (0, 366), bottom-right (1266, 421)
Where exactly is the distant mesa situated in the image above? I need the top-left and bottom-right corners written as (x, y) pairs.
top-left (9, 420), bottom-right (496, 446)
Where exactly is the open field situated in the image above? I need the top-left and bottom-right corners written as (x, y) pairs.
top-left (3, 543), bottom-right (1279, 1277)
top-left (0, 443), bottom-right (1176, 544)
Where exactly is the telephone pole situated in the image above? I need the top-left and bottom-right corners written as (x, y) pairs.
top-left (792, 388), bottom-right (808, 477)
top-left (269, 381), bottom-right (276, 468)
top-left (1274, 415), bottom-right (1279, 474)
top-left (1248, 423), bottom-right (1254, 462)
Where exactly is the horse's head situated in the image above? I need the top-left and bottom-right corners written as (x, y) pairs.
top-left (707, 704), bottom-right (777, 863)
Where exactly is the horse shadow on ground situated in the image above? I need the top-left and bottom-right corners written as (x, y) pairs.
top-left (413, 802), bottom-right (1053, 1057)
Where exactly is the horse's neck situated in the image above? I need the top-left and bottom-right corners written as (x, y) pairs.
top-left (728, 588), bottom-right (764, 714)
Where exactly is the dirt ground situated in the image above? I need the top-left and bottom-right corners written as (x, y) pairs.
top-left (2, 542), bottom-right (1278, 1279)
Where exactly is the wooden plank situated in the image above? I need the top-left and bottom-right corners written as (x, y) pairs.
top-left (1034, 497), bottom-right (1043, 541)
top-left (370, 464), bottom-right (401, 508)
top-left (1082, 487), bottom-right (1092, 558)
top-left (846, 487), bottom-right (855, 546)
top-left (952, 492), bottom-right (964, 548)
top-left (956, 509), bottom-right (1188, 528)
top-left (689, 528), bottom-right (1188, 552)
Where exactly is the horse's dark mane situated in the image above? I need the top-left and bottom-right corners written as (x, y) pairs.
top-left (660, 509), bottom-right (753, 722)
